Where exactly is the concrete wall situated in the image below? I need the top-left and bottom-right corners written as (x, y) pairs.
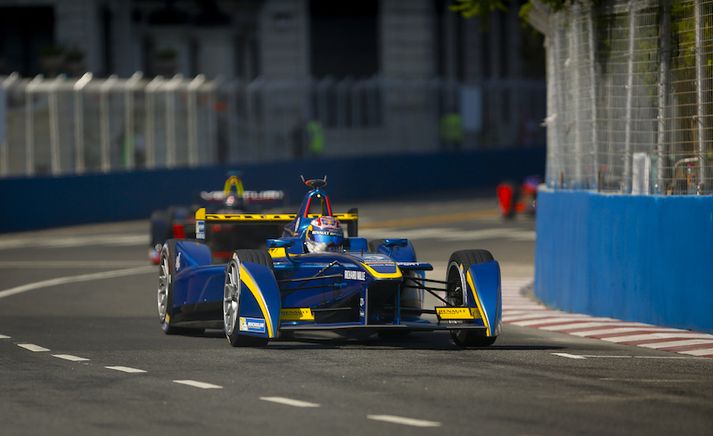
top-left (0, 148), bottom-right (545, 232)
top-left (535, 189), bottom-right (713, 333)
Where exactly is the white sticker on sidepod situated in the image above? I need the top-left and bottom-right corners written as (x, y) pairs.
top-left (344, 270), bottom-right (366, 281)
top-left (175, 252), bottom-right (181, 271)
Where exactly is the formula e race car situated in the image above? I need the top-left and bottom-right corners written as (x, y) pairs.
top-left (149, 174), bottom-right (285, 263)
top-left (156, 177), bottom-right (502, 348)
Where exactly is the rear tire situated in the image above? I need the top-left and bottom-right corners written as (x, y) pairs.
top-left (224, 249), bottom-right (273, 347)
top-left (446, 249), bottom-right (498, 347)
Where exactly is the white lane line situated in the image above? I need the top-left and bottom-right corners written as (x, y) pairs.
top-left (173, 380), bottom-right (222, 389)
top-left (17, 343), bottom-right (50, 352)
top-left (52, 354), bottom-right (89, 362)
top-left (367, 415), bottom-right (442, 428)
top-left (259, 397), bottom-right (320, 408)
top-left (0, 260), bottom-right (146, 269)
top-left (0, 266), bottom-right (155, 299)
top-left (551, 353), bottom-right (587, 359)
top-left (0, 234), bottom-right (146, 250)
top-left (541, 321), bottom-right (645, 331)
top-left (0, 334), bottom-right (10, 339)
top-left (106, 366), bottom-right (147, 374)
top-left (678, 349), bottom-right (713, 357)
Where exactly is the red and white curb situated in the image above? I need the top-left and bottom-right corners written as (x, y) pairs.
top-left (502, 279), bottom-right (713, 359)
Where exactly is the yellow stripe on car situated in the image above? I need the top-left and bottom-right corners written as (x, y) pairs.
top-left (238, 264), bottom-right (274, 338)
top-left (361, 263), bottom-right (402, 280)
top-left (195, 212), bottom-right (359, 222)
top-left (466, 268), bottom-right (491, 336)
top-left (268, 247), bottom-right (287, 258)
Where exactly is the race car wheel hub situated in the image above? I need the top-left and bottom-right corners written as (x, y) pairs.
top-left (224, 261), bottom-right (241, 335)
top-left (157, 253), bottom-right (169, 322)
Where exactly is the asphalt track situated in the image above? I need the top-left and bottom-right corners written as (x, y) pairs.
top-left (0, 195), bottom-right (711, 436)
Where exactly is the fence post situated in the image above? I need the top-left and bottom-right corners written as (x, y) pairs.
top-left (623, 0), bottom-right (637, 193)
top-left (73, 73), bottom-right (92, 174)
top-left (145, 76), bottom-right (162, 169)
top-left (694, 0), bottom-right (707, 194)
top-left (48, 76), bottom-right (62, 175)
top-left (164, 75), bottom-right (179, 169)
top-left (587, 3), bottom-right (599, 190)
top-left (24, 75), bottom-right (42, 176)
top-left (124, 72), bottom-right (142, 170)
top-left (99, 75), bottom-right (117, 172)
top-left (656, 0), bottom-right (671, 194)
top-left (0, 74), bottom-right (17, 177)
top-left (571, 4), bottom-right (583, 188)
top-left (187, 74), bottom-right (205, 167)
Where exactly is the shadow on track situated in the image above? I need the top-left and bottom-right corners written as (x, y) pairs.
top-left (199, 329), bottom-right (564, 352)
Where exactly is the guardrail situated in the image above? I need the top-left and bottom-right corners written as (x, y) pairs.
top-left (0, 148), bottom-right (545, 233)
top-left (535, 188), bottom-right (713, 333)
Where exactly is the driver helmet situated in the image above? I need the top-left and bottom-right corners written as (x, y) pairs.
top-left (305, 216), bottom-right (344, 253)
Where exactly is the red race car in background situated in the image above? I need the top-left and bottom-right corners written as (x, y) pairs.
top-left (149, 174), bottom-right (285, 264)
top-left (496, 175), bottom-right (541, 219)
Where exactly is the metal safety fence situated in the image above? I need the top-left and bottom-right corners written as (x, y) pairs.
top-left (545, 0), bottom-right (713, 195)
top-left (0, 74), bottom-right (545, 178)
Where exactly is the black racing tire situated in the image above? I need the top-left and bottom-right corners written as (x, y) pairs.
top-left (158, 240), bottom-right (204, 335)
top-left (150, 210), bottom-right (172, 247)
top-left (446, 249), bottom-right (498, 347)
top-left (224, 249), bottom-right (273, 347)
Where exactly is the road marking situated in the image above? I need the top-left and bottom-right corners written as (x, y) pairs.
top-left (552, 352), bottom-right (587, 359)
top-left (361, 209), bottom-right (498, 229)
top-left (0, 334), bottom-right (10, 339)
top-left (259, 397), bottom-right (320, 408)
top-left (173, 380), bottom-right (222, 389)
top-left (106, 366), bottom-right (147, 374)
top-left (599, 378), bottom-right (702, 383)
top-left (17, 343), bottom-right (49, 352)
top-left (603, 333), bottom-right (713, 343)
top-left (0, 266), bottom-right (155, 299)
top-left (0, 234), bottom-right (146, 250)
top-left (367, 415), bottom-right (442, 428)
top-left (639, 339), bottom-right (713, 349)
top-left (679, 349), bottom-right (713, 357)
top-left (572, 354), bottom-right (705, 360)
top-left (569, 327), bottom-right (682, 337)
top-left (52, 354), bottom-right (89, 362)
top-left (0, 260), bottom-right (147, 269)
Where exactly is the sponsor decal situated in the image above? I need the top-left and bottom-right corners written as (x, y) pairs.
top-left (359, 297), bottom-right (365, 317)
top-left (344, 270), bottom-right (366, 281)
top-left (435, 307), bottom-right (479, 320)
top-left (196, 220), bottom-right (205, 239)
top-left (175, 253), bottom-right (181, 271)
top-left (239, 317), bottom-right (266, 333)
top-left (280, 308), bottom-right (315, 321)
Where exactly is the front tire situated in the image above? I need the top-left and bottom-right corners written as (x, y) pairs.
top-left (224, 250), bottom-right (273, 347)
top-left (158, 240), bottom-right (204, 335)
top-left (446, 249), bottom-right (498, 347)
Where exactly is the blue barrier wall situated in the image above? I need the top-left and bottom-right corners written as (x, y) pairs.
top-left (0, 148), bottom-right (544, 232)
top-left (535, 189), bottom-right (713, 333)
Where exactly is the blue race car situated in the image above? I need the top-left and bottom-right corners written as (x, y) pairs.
top-left (156, 177), bottom-right (502, 347)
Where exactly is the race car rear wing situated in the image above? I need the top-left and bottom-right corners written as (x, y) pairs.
top-left (194, 207), bottom-right (359, 239)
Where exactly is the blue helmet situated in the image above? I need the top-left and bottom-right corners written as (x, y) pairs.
top-left (305, 216), bottom-right (344, 253)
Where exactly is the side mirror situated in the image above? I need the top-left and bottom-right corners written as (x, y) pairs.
top-left (267, 239), bottom-right (294, 249)
top-left (383, 238), bottom-right (408, 248)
